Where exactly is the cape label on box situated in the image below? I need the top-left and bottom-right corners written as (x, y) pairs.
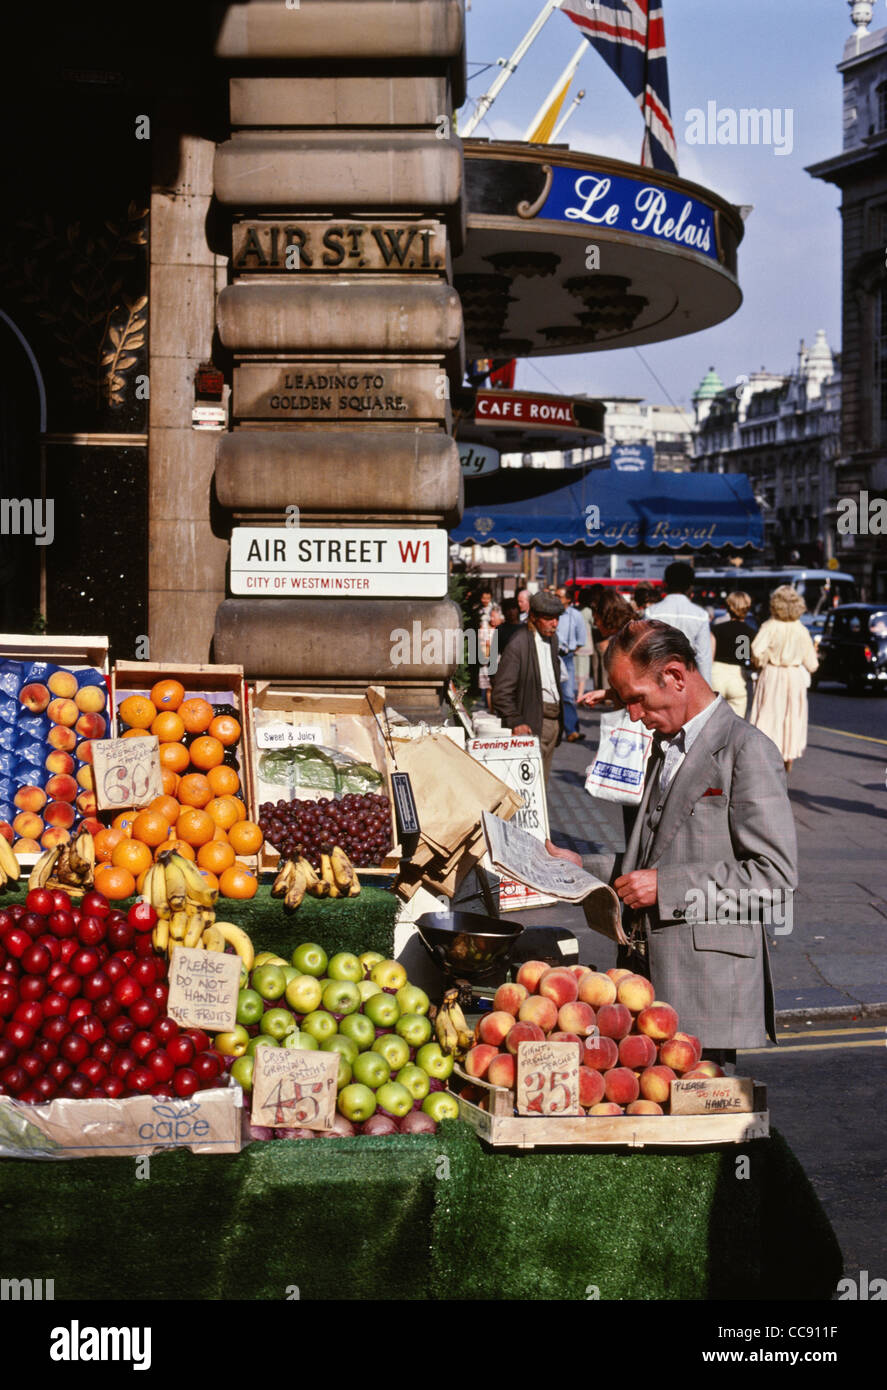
top-left (251, 1046), bottom-right (339, 1131)
top-left (92, 736), bottom-right (163, 812)
top-left (230, 527), bottom-right (448, 598)
top-left (232, 218), bottom-right (447, 272)
top-left (167, 947), bottom-right (241, 1033)
top-left (233, 362), bottom-right (447, 423)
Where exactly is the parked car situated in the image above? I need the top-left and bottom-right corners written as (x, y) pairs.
top-left (812, 605), bottom-right (887, 694)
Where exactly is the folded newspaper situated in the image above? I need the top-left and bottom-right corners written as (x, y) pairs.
top-left (481, 812), bottom-right (628, 945)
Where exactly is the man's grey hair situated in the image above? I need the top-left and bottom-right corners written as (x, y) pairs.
top-left (602, 618), bottom-right (698, 676)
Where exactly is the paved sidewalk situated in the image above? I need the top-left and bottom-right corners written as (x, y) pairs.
top-left (501, 704), bottom-right (887, 1022)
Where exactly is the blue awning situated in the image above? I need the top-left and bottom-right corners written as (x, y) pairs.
top-left (452, 470), bottom-right (763, 550)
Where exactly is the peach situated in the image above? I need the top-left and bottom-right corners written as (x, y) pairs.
top-left (76, 765), bottom-right (95, 792)
top-left (505, 1021), bottom-right (545, 1055)
top-left (578, 971), bottom-right (617, 1007)
top-left (486, 1053), bottom-right (516, 1090)
top-left (578, 1066), bottom-right (606, 1108)
top-left (40, 827), bottom-right (71, 849)
top-left (45, 750), bottom-right (75, 776)
top-left (47, 670), bottom-right (78, 698)
top-left (607, 968), bottom-right (634, 986)
top-left (538, 968), bottom-right (578, 1007)
top-left (673, 1031), bottom-right (701, 1062)
top-left (596, 1002), bottom-right (633, 1040)
top-left (587, 1102), bottom-right (624, 1115)
top-left (626, 1100), bottom-right (664, 1115)
top-left (636, 1002), bottom-right (679, 1042)
top-left (518, 995), bottom-right (558, 1032)
top-left (13, 811), bottom-right (44, 840)
top-left (75, 740), bottom-right (95, 765)
top-left (76, 791), bottom-right (97, 817)
top-left (549, 1032), bottom-right (584, 1048)
top-left (45, 774), bottom-right (77, 803)
top-left (684, 1060), bottom-right (725, 1079)
top-left (557, 1000), bottom-right (597, 1036)
top-left (12, 838), bottom-right (41, 855)
top-left (478, 1011), bottom-right (517, 1047)
top-left (75, 712), bottom-right (106, 739)
top-left (43, 801), bottom-right (76, 829)
top-left (464, 1044), bottom-right (500, 1080)
top-left (18, 682), bottom-right (51, 713)
top-left (47, 725), bottom-right (77, 752)
top-left (14, 785), bottom-right (47, 812)
top-left (604, 1066), bottom-right (640, 1106)
top-left (74, 684), bottom-right (106, 713)
top-left (639, 1065), bottom-right (676, 1104)
top-left (493, 982), bottom-right (528, 1015)
top-left (0, 822), bottom-right (13, 844)
top-left (47, 697), bottom-right (78, 727)
top-left (658, 1037), bottom-right (698, 1074)
top-left (616, 973), bottom-right (656, 1013)
top-left (516, 960), bottom-right (550, 994)
top-left (80, 817), bottom-right (104, 838)
top-left (618, 1033), bottom-right (658, 1070)
top-left (567, 965), bottom-right (592, 984)
top-left (582, 1035), bottom-right (619, 1071)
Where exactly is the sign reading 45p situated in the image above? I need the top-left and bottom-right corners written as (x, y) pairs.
top-left (230, 527), bottom-right (448, 598)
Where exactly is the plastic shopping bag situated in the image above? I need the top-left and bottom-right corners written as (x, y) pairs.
top-left (584, 708), bottom-right (653, 804)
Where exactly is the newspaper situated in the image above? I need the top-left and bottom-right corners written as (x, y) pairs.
top-left (481, 812), bottom-right (628, 946)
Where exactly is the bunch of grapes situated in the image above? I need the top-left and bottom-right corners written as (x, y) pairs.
top-left (257, 793), bottom-right (392, 869)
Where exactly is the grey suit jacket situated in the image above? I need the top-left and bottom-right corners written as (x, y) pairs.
top-left (620, 698), bottom-right (797, 1049)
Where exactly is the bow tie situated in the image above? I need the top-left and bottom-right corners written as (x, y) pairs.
top-left (654, 729), bottom-right (685, 754)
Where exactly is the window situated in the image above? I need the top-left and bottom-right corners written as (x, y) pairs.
top-left (878, 81), bottom-right (887, 132)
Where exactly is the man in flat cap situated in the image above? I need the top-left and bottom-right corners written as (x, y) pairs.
top-left (491, 590), bottom-right (564, 784)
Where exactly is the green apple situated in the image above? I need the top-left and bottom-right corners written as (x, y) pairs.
top-left (240, 965), bottom-right (249, 990)
top-left (291, 942), bottom-right (328, 978)
top-left (395, 984), bottom-right (430, 1017)
top-left (321, 979), bottom-right (361, 1017)
top-left (301, 1010), bottom-right (338, 1043)
top-left (422, 1091), bottom-right (460, 1122)
top-left (251, 964), bottom-right (287, 1002)
top-left (236, 988), bottom-right (264, 1027)
top-left (260, 1007), bottom-right (297, 1041)
top-left (370, 959), bottom-right (408, 991)
top-left (333, 1055), bottom-right (352, 1090)
top-left (352, 1050), bottom-right (390, 1090)
top-left (321, 1033), bottom-right (359, 1067)
top-left (338, 1012), bottom-right (375, 1050)
top-left (371, 1033), bottom-right (410, 1071)
top-left (285, 974), bottom-right (323, 1015)
top-left (415, 1042), bottom-right (454, 1081)
top-left (396, 1063), bottom-right (430, 1101)
top-left (359, 950), bottom-right (385, 976)
top-left (375, 1080), bottom-right (413, 1118)
top-left (338, 1082), bottom-right (377, 1123)
top-left (363, 992), bottom-right (400, 1028)
top-left (327, 952), bottom-right (362, 983)
top-left (283, 1030), bottom-right (318, 1050)
top-left (358, 980), bottom-right (382, 1003)
top-left (214, 1024), bottom-right (250, 1057)
top-left (230, 1054), bottom-right (254, 1093)
top-left (281, 965), bottom-right (302, 986)
top-left (246, 1034), bottom-right (280, 1057)
top-left (395, 1013), bottom-right (433, 1048)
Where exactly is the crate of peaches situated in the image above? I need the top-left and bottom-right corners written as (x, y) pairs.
top-left (89, 664), bottom-right (263, 904)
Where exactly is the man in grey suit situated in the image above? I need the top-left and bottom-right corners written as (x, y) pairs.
top-left (602, 619), bottom-right (797, 1063)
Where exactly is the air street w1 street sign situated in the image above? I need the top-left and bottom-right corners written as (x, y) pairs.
top-left (230, 527), bottom-right (448, 598)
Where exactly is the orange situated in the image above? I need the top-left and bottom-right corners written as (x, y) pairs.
top-left (208, 714), bottom-right (241, 747)
top-left (197, 840), bottom-right (236, 874)
top-left (205, 796), bottom-right (239, 831)
top-left (207, 764), bottom-right (240, 797)
top-left (118, 695), bottom-right (156, 730)
top-left (150, 679), bottom-right (185, 712)
top-left (94, 864), bottom-right (136, 901)
top-left (154, 838), bottom-right (196, 862)
top-left (111, 837), bottom-right (153, 877)
top-left (161, 767), bottom-right (180, 797)
top-left (177, 773), bottom-right (213, 808)
top-left (122, 727), bottom-right (149, 740)
top-left (175, 808), bottom-right (215, 848)
top-left (224, 794), bottom-right (247, 823)
top-left (212, 822), bottom-right (230, 842)
top-left (196, 868), bottom-right (219, 894)
top-left (219, 864), bottom-right (259, 900)
top-left (179, 697), bottom-right (214, 734)
top-left (131, 809), bottom-right (172, 848)
top-left (151, 711), bottom-right (185, 743)
top-left (135, 866), bottom-right (151, 896)
top-left (188, 736), bottom-right (224, 771)
top-left (158, 742), bottom-right (190, 775)
top-left (94, 826), bottom-right (126, 863)
top-left (149, 794), bottom-right (181, 824)
top-left (111, 812), bottom-right (135, 837)
top-left (228, 821), bottom-right (264, 856)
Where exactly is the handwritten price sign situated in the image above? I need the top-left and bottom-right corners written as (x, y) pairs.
top-left (251, 1047), bottom-right (339, 1131)
top-left (516, 1041), bottom-right (581, 1117)
top-left (92, 735), bottom-right (164, 812)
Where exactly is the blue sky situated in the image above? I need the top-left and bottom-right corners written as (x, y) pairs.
top-left (460, 0), bottom-right (855, 411)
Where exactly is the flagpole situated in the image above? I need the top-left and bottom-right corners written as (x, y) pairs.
top-left (461, 0), bottom-right (567, 138)
top-left (552, 88), bottom-right (586, 141)
top-left (523, 38), bottom-right (587, 142)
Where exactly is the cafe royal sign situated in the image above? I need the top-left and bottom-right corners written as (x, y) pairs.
top-left (230, 528), bottom-right (448, 598)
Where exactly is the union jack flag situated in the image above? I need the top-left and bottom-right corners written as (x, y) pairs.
top-left (560, 0), bottom-right (678, 175)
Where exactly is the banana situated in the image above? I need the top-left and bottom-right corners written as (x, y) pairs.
top-left (300, 855), bottom-right (328, 898)
top-left (348, 875), bottom-right (361, 898)
top-left (144, 863), bottom-right (171, 920)
top-left (163, 856), bottom-right (188, 913)
top-left (319, 851), bottom-right (342, 899)
top-left (183, 908), bottom-right (205, 949)
top-left (29, 847), bottom-right (61, 892)
top-left (284, 862), bottom-right (308, 911)
top-left (169, 909), bottom-right (189, 942)
top-left (67, 829), bottom-right (94, 880)
top-left (271, 859), bottom-right (297, 899)
top-left (175, 853), bottom-right (219, 910)
top-left (329, 845), bottom-right (357, 893)
top-left (0, 833), bottom-right (20, 882)
top-left (435, 1003), bottom-right (460, 1057)
top-left (435, 989), bottom-right (473, 1059)
top-left (202, 924), bottom-right (226, 952)
top-left (152, 918), bottom-right (169, 954)
top-left (214, 922), bottom-right (255, 972)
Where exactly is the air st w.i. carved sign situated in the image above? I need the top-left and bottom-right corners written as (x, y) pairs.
top-left (232, 219), bottom-right (447, 273)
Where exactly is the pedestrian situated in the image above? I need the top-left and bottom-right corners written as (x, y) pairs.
top-left (749, 585), bottom-right (819, 773)
top-left (632, 582), bottom-right (658, 615)
top-left (517, 587), bottom-right (530, 622)
top-left (710, 590), bottom-right (756, 718)
top-left (491, 590), bottom-right (564, 785)
top-left (478, 604), bottom-right (503, 709)
top-left (574, 597), bottom-right (596, 698)
top-left (495, 598), bottom-right (522, 656)
top-left (645, 561), bottom-right (713, 684)
top-left (588, 618), bottom-right (797, 1066)
top-left (556, 586), bottom-right (589, 742)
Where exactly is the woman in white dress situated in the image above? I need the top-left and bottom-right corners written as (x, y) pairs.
top-left (749, 585), bottom-right (819, 773)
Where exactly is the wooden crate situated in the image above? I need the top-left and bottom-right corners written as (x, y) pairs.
top-left (453, 1067), bottom-right (769, 1150)
top-left (245, 684), bottom-right (399, 878)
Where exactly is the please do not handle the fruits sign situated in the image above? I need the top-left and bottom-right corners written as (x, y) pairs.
top-left (167, 947), bottom-right (241, 1034)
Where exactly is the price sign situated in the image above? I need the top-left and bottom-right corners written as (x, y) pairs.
top-left (251, 1047), bottom-right (340, 1131)
top-left (167, 947), bottom-right (242, 1033)
top-left (92, 736), bottom-right (164, 812)
top-left (516, 1041), bottom-right (581, 1117)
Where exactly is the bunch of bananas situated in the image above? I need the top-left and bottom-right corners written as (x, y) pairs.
top-left (28, 829), bottom-right (95, 897)
top-left (434, 988), bottom-right (474, 1060)
top-left (271, 843), bottom-right (360, 910)
top-left (143, 849), bottom-right (254, 970)
top-left (0, 833), bottom-right (21, 889)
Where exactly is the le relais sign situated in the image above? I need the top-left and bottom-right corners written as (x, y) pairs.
top-left (230, 528), bottom-right (448, 598)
